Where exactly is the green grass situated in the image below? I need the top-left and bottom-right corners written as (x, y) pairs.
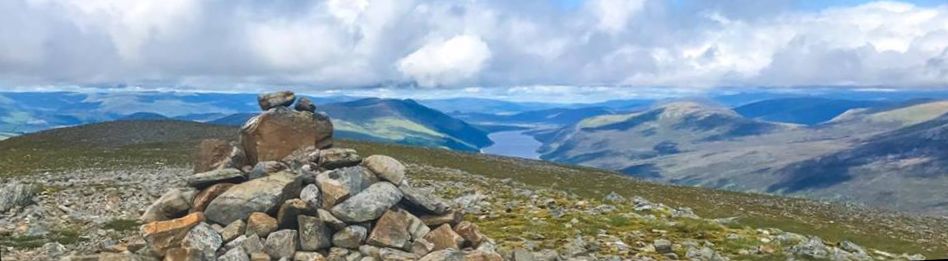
top-left (0, 227), bottom-right (85, 248)
top-left (103, 219), bottom-right (142, 232)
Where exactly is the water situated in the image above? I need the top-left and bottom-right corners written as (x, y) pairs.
top-left (482, 130), bottom-right (542, 159)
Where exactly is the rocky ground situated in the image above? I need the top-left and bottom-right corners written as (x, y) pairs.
top-left (0, 161), bottom-right (930, 260)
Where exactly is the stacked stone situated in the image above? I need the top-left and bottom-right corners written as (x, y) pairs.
top-left (138, 91), bottom-right (501, 261)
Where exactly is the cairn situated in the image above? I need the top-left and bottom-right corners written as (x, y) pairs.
top-left (138, 91), bottom-right (501, 261)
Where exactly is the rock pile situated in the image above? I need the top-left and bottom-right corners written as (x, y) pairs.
top-left (137, 91), bottom-right (501, 260)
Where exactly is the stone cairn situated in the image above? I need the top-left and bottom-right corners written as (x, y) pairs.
top-left (139, 91), bottom-right (501, 261)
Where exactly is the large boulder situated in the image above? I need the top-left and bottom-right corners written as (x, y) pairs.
top-left (258, 91), bottom-right (296, 110)
top-left (240, 107), bottom-right (332, 165)
top-left (193, 139), bottom-right (236, 173)
top-left (330, 182), bottom-right (403, 223)
top-left (141, 187), bottom-right (197, 223)
top-left (204, 172), bottom-right (302, 225)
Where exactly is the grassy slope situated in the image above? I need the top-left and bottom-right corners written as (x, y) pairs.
top-left (0, 120), bottom-right (944, 256)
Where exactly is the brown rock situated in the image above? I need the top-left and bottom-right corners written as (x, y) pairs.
top-left (191, 183), bottom-right (235, 213)
top-left (423, 224), bottom-right (464, 251)
top-left (258, 91), bottom-right (296, 110)
top-left (454, 221), bottom-right (485, 247)
top-left (141, 212), bottom-right (206, 255)
top-left (315, 174), bottom-right (350, 209)
top-left (163, 247), bottom-right (203, 261)
top-left (193, 139), bottom-right (234, 174)
top-left (295, 97), bottom-right (316, 112)
top-left (419, 211), bottom-right (463, 227)
top-left (240, 107), bottom-right (332, 165)
top-left (362, 155), bottom-right (405, 184)
top-left (247, 212), bottom-right (278, 238)
top-left (367, 209), bottom-right (411, 249)
top-left (294, 251), bottom-right (326, 261)
top-left (276, 199), bottom-right (316, 229)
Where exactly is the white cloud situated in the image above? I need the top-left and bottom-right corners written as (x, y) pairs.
top-left (397, 35), bottom-right (492, 87)
top-left (0, 0), bottom-right (945, 92)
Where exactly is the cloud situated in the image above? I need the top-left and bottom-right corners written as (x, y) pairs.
top-left (398, 35), bottom-right (492, 87)
top-left (0, 0), bottom-right (945, 92)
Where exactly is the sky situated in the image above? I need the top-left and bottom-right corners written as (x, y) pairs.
top-left (0, 0), bottom-right (946, 101)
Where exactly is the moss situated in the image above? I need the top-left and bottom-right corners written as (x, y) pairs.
top-left (103, 219), bottom-right (141, 232)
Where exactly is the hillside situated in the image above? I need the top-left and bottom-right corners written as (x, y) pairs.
top-left (0, 120), bottom-right (944, 259)
top-left (734, 97), bottom-right (887, 125)
top-left (455, 107), bottom-right (615, 127)
top-left (539, 99), bottom-right (948, 216)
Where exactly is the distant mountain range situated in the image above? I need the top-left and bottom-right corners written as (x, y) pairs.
top-left (539, 99), bottom-right (948, 215)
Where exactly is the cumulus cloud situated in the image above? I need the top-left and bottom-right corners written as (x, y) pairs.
top-left (398, 35), bottom-right (492, 87)
top-left (0, 0), bottom-right (945, 92)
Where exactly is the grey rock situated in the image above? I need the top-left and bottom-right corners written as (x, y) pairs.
top-left (0, 182), bottom-right (37, 212)
top-left (243, 234), bottom-right (266, 254)
top-left (362, 155), bottom-right (405, 184)
top-left (787, 237), bottom-right (830, 260)
top-left (276, 198), bottom-right (317, 229)
top-left (318, 148), bottom-right (362, 170)
top-left (378, 248), bottom-right (418, 261)
top-left (187, 168), bottom-right (246, 188)
top-left (265, 230), bottom-right (299, 259)
top-left (298, 215), bottom-right (332, 251)
top-left (410, 239), bottom-right (435, 257)
top-left (404, 211), bottom-right (430, 242)
top-left (654, 239), bottom-right (673, 254)
top-left (330, 182), bottom-right (403, 223)
top-left (250, 161), bottom-right (288, 180)
top-left (533, 249), bottom-right (559, 261)
top-left (182, 223), bottom-right (224, 260)
top-left (359, 245), bottom-right (382, 259)
top-left (327, 247), bottom-right (351, 261)
top-left (512, 249), bottom-right (536, 261)
top-left (43, 242), bottom-right (67, 260)
top-left (603, 191), bottom-right (625, 203)
top-left (300, 184), bottom-right (322, 210)
top-left (258, 91), bottom-right (296, 110)
top-left (222, 220), bottom-right (248, 243)
top-left (141, 187), bottom-right (197, 223)
top-left (221, 245), bottom-right (251, 261)
top-left (685, 246), bottom-right (728, 261)
top-left (294, 251), bottom-right (325, 261)
top-left (332, 225), bottom-right (368, 249)
top-left (318, 209), bottom-right (347, 230)
top-left (399, 184), bottom-right (451, 215)
top-left (205, 172), bottom-right (302, 225)
top-left (295, 97), bottom-right (317, 112)
top-left (420, 249), bottom-right (464, 261)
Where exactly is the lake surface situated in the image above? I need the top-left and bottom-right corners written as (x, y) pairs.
top-left (482, 130), bottom-right (542, 159)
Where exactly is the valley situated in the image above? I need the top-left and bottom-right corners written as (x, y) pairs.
top-left (481, 130), bottom-right (542, 159)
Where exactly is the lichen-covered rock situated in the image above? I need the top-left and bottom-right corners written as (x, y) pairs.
top-left (276, 198), bottom-right (316, 229)
top-left (204, 172), bottom-right (302, 225)
top-left (181, 222), bottom-right (223, 260)
top-left (264, 230), bottom-right (298, 259)
top-left (362, 155), bottom-right (405, 184)
top-left (141, 187), bottom-right (197, 223)
top-left (141, 212), bottom-right (206, 255)
top-left (317, 209), bottom-right (347, 231)
top-left (220, 245), bottom-right (250, 261)
top-left (399, 184), bottom-right (451, 215)
top-left (419, 249), bottom-right (464, 261)
top-left (317, 148), bottom-right (361, 170)
top-left (298, 215), bottom-right (332, 251)
top-left (241, 107), bottom-right (332, 165)
top-left (221, 220), bottom-right (247, 243)
top-left (330, 182), bottom-right (403, 223)
top-left (246, 212), bottom-right (279, 238)
top-left (332, 226), bottom-right (367, 249)
top-left (366, 209), bottom-right (411, 249)
top-left (300, 184), bottom-right (322, 210)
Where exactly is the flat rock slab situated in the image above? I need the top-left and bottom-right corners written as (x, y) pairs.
top-left (330, 182), bottom-right (403, 223)
top-left (141, 212), bottom-right (206, 255)
top-left (204, 172), bottom-right (302, 225)
top-left (186, 168), bottom-right (246, 189)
